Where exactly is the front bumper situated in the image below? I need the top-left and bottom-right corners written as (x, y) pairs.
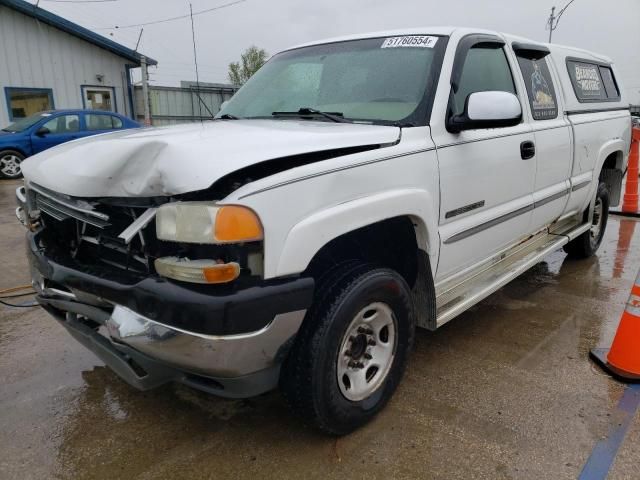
top-left (27, 229), bottom-right (314, 398)
top-left (39, 298), bottom-right (306, 398)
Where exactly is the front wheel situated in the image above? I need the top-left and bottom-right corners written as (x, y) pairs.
top-left (564, 181), bottom-right (609, 258)
top-left (280, 263), bottom-right (415, 435)
top-left (0, 150), bottom-right (25, 179)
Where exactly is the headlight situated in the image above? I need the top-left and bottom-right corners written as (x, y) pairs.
top-left (156, 202), bottom-right (263, 244)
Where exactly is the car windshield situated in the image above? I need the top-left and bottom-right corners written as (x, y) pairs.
top-left (2, 113), bottom-right (50, 133)
top-left (218, 35), bottom-right (445, 125)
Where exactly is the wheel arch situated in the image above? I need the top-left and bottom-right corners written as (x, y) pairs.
top-left (273, 188), bottom-right (438, 280)
top-left (0, 146), bottom-right (27, 157)
top-left (597, 140), bottom-right (627, 206)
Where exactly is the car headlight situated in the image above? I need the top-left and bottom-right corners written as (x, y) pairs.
top-left (156, 202), bottom-right (263, 244)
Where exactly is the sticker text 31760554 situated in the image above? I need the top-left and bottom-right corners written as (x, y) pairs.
top-left (381, 36), bottom-right (438, 49)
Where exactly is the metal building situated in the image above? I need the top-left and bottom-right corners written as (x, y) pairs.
top-left (0, 0), bottom-right (156, 128)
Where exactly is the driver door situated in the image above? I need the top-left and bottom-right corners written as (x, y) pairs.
top-left (431, 36), bottom-right (536, 281)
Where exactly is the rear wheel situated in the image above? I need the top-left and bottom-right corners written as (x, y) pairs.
top-left (0, 150), bottom-right (25, 179)
top-left (564, 181), bottom-right (609, 258)
top-left (280, 262), bottom-right (414, 435)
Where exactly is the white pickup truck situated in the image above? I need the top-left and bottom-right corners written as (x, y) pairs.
top-left (17, 27), bottom-right (631, 434)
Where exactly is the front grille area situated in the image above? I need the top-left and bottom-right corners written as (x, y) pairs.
top-left (28, 185), bottom-right (263, 279)
top-left (30, 184), bottom-right (163, 274)
top-left (31, 183), bottom-right (111, 228)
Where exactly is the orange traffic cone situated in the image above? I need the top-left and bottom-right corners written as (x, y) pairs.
top-left (591, 268), bottom-right (640, 381)
top-left (621, 127), bottom-right (640, 214)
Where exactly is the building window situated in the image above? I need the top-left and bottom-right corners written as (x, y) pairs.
top-left (4, 87), bottom-right (54, 120)
top-left (82, 86), bottom-right (115, 112)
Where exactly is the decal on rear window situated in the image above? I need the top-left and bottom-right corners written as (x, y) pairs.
top-left (381, 36), bottom-right (438, 49)
top-left (566, 59), bottom-right (619, 103)
top-left (516, 56), bottom-right (558, 120)
top-left (573, 63), bottom-right (602, 97)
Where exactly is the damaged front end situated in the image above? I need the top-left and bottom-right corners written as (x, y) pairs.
top-left (17, 183), bottom-right (314, 398)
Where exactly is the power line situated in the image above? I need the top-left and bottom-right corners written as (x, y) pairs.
top-left (93, 0), bottom-right (247, 30)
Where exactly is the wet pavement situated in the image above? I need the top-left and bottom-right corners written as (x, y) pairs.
top-left (1, 178), bottom-right (639, 479)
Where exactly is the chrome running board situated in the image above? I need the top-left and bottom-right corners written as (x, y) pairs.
top-left (434, 222), bottom-right (588, 328)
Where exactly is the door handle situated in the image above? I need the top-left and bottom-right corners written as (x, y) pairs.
top-left (520, 141), bottom-right (535, 160)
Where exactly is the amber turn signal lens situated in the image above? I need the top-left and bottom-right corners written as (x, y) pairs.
top-left (203, 262), bottom-right (241, 284)
top-left (155, 257), bottom-right (240, 284)
top-left (214, 206), bottom-right (263, 243)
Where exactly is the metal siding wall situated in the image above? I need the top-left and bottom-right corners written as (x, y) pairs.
top-left (133, 85), bottom-right (237, 125)
top-left (0, 5), bottom-right (133, 127)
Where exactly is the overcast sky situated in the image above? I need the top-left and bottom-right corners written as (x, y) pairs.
top-left (29, 0), bottom-right (640, 103)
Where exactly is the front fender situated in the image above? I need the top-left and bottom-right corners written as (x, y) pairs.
top-left (275, 188), bottom-right (438, 277)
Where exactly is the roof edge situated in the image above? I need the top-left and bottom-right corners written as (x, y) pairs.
top-left (0, 0), bottom-right (157, 66)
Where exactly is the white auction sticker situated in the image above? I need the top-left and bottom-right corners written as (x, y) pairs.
top-left (381, 36), bottom-right (438, 49)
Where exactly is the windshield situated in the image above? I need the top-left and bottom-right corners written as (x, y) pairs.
top-left (2, 112), bottom-right (49, 133)
top-left (218, 35), bottom-right (446, 125)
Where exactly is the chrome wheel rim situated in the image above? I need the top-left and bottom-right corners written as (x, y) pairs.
top-left (590, 196), bottom-right (603, 241)
top-left (0, 154), bottom-right (21, 177)
top-left (337, 302), bottom-right (397, 402)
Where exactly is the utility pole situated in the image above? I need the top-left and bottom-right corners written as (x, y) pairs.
top-left (546, 0), bottom-right (577, 43)
top-left (140, 55), bottom-right (151, 126)
top-left (547, 7), bottom-right (556, 43)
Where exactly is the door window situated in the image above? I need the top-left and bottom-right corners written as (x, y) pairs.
top-left (86, 114), bottom-right (116, 131)
top-left (515, 56), bottom-right (558, 120)
top-left (452, 47), bottom-right (516, 116)
top-left (5, 88), bottom-right (54, 120)
top-left (41, 115), bottom-right (80, 134)
top-left (111, 116), bottom-right (123, 129)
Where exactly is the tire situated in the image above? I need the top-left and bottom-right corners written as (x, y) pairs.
top-left (0, 150), bottom-right (25, 179)
top-left (564, 181), bottom-right (609, 258)
top-left (280, 262), bottom-right (415, 435)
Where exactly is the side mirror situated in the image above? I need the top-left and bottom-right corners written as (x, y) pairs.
top-left (447, 91), bottom-right (522, 133)
top-left (35, 126), bottom-right (50, 136)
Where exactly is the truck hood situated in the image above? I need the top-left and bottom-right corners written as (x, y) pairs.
top-left (21, 120), bottom-right (400, 197)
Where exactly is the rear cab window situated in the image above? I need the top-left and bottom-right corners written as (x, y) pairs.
top-left (515, 56), bottom-right (559, 121)
top-left (566, 59), bottom-right (620, 103)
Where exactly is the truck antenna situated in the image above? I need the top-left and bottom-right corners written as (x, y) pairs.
top-left (190, 3), bottom-right (204, 122)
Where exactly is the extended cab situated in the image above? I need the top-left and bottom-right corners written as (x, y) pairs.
top-left (16, 28), bottom-right (632, 434)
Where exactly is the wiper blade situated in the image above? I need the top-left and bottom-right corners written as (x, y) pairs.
top-left (217, 113), bottom-right (241, 120)
top-left (1, 128), bottom-right (12, 132)
top-left (272, 107), bottom-right (350, 123)
top-left (390, 121), bottom-right (416, 128)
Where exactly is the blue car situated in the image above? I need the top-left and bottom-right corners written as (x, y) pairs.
top-left (0, 110), bottom-right (141, 179)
